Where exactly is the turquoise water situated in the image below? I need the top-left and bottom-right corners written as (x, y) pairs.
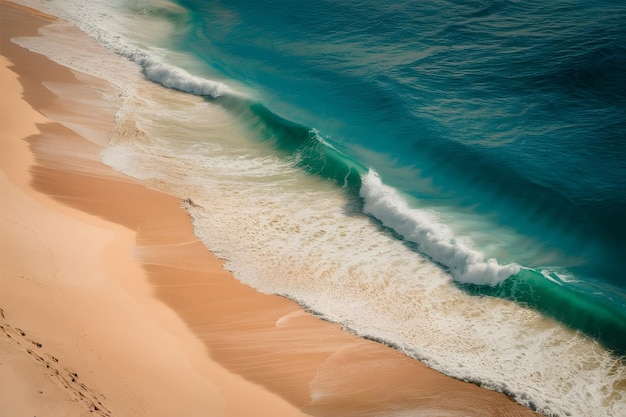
top-left (164, 0), bottom-right (626, 351)
top-left (16, 0), bottom-right (626, 415)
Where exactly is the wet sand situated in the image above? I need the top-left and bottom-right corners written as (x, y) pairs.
top-left (0, 1), bottom-right (538, 416)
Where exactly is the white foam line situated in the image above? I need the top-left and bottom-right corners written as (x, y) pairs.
top-left (360, 170), bottom-right (520, 286)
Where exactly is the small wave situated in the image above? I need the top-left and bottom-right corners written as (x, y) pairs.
top-left (360, 170), bottom-right (520, 285)
top-left (107, 41), bottom-right (233, 99)
top-left (39, 1), bottom-right (233, 99)
top-left (139, 55), bottom-right (228, 98)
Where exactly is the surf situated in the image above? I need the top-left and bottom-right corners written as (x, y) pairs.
top-left (15, 0), bottom-right (626, 415)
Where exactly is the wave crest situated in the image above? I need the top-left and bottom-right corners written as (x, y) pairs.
top-left (139, 55), bottom-right (228, 98)
top-left (56, 9), bottom-right (232, 99)
top-left (360, 170), bottom-right (519, 285)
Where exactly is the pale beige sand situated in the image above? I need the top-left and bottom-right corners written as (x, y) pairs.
top-left (0, 2), bottom-right (538, 416)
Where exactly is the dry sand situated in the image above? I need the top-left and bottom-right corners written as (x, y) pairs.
top-left (0, 2), bottom-right (538, 416)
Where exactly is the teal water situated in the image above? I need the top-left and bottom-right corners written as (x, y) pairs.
top-left (16, 0), bottom-right (626, 415)
top-left (168, 0), bottom-right (626, 352)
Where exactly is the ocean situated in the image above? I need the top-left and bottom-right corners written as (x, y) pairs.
top-left (12, 0), bottom-right (626, 415)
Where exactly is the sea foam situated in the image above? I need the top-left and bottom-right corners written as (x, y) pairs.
top-left (16, 0), bottom-right (232, 100)
top-left (129, 52), bottom-right (230, 98)
top-left (360, 170), bottom-right (520, 286)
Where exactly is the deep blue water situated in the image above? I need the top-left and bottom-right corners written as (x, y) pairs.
top-left (155, 0), bottom-right (626, 352)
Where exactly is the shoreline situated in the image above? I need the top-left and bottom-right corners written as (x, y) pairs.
top-left (0, 1), bottom-right (538, 416)
top-left (0, 3), bottom-right (309, 416)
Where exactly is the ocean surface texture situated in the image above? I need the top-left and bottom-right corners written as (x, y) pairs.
top-left (14, 0), bottom-right (626, 415)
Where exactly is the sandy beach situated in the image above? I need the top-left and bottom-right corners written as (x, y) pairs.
top-left (0, 2), bottom-right (538, 416)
